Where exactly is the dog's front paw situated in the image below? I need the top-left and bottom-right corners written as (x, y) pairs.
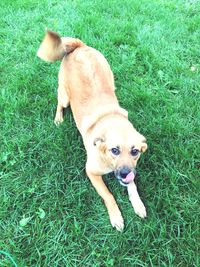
top-left (133, 201), bottom-right (147, 219)
top-left (109, 211), bottom-right (124, 232)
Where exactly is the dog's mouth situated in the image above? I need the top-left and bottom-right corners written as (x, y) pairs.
top-left (114, 168), bottom-right (136, 187)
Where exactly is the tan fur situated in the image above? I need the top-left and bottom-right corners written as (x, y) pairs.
top-left (37, 31), bottom-right (148, 231)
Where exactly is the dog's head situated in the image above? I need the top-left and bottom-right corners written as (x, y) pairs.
top-left (94, 120), bottom-right (147, 186)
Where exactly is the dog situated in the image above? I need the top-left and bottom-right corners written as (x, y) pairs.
top-left (37, 31), bottom-right (148, 231)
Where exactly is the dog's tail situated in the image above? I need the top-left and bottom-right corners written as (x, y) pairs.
top-left (37, 30), bottom-right (85, 62)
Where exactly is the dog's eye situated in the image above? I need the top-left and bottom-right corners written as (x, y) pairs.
top-left (111, 147), bottom-right (120, 156)
top-left (131, 148), bottom-right (139, 157)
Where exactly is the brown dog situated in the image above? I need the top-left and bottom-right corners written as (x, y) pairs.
top-left (37, 31), bottom-right (148, 231)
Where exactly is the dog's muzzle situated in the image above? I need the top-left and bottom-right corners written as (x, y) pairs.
top-left (114, 166), bottom-right (136, 187)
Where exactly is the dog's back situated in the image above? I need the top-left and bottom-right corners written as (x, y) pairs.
top-left (37, 31), bottom-right (118, 132)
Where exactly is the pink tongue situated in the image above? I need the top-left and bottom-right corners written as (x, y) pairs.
top-left (122, 171), bottom-right (135, 183)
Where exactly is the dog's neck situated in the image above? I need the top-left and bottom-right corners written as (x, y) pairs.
top-left (80, 104), bottom-right (128, 137)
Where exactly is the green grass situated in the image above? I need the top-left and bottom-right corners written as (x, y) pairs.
top-left (0, 0), bottom-right (199, 266)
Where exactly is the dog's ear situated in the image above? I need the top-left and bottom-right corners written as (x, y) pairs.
top-left (93, 138), bottom-right (106, 152)
top-left (141, 142), bottom-right (148, 153)
top-left (93, 137), bottom-right (104, 146)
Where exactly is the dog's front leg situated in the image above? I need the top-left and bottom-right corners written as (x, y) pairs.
top-left (86, 170), bottom-right (124, 231)
top-left (127, 182), bottom-right (147, 218)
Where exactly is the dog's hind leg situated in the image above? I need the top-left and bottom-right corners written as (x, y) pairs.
top-left (54, 85), bottom-right (70, 125)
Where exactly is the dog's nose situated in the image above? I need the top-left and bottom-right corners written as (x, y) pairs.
top-left (119, 166), bottom-right (131, 178)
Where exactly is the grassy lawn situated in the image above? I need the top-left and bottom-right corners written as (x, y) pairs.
top-left (0, 0), bottom-right (199, 266)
